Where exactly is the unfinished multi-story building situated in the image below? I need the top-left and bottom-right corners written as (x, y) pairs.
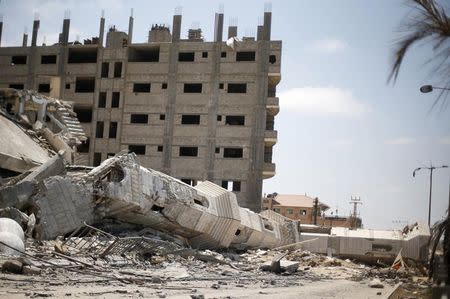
top-left (0, 9), bottom-right (281, 211)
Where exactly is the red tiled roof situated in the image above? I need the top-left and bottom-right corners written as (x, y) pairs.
top-left (272, 194), bottom-right (329, 210)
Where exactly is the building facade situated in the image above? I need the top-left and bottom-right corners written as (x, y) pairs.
top-left (0, 10), bottom-right (281, 211)
top-left (262, 193), bottom-right (362, 228)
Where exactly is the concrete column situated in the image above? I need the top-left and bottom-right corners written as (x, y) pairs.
top-left (0, 21), bottom-right (3, 47)
top-left (36, 98), bottom-right (47, 122)
top-left (99, 16), bottom-right (105, 47)
top-left (128, 12), bottom-right (134, 44)
top-left (50, 77), bottom-right (61, 99)
top-left (228, 26), bottom-right (237, 39)
top-left (58, 18), bottom-right (70, 98)
top-left (263, 12), bottom-right (271, 41)
top-left (31, 20), bottom-right (40, 46)
top-left (62, 19), bottom-right (70, 45)
top-left (162, 13), bottom-right (182, 174)
top-left (22, 33), bottom-right (28, 47)
top-left (257, 25), bottom-right (263, 41)
top-left (172, 14), bottom-right (182, 42)
top-left (214, 13), bottom-right (224, 42)
top-left (18, 95), bottom-right (25, 115)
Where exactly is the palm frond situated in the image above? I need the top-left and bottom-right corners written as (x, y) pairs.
top-left (388, 0), bottom-right (450, 91)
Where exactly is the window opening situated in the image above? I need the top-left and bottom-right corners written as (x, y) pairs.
top-left (223, 148), bottom-right (243, 158)
top-left (179, 147), bottom-right (198, 157)
top-left (130, 114), bottom-right (148, 124)
top-left (181, 114), bottom-right (200, 125)
top-left (109, 122), bottom-right (117, 138)
top-left (227, 83), bottom-right (247, 93)
top-left (96, 121), bottom-right (104, 138)
top-left (128, 145), bottom-right (146, 155)
top-left (184, 83), bottom-right (202, 93)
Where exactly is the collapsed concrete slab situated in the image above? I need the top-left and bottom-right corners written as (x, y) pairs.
top-left (88, 154), bottom-right (261, 249)
top-left (298, 223), bottom-right (430, 263)
top-left (0, 114), bottom-right (50, 173)
top-left (0, 88), bottom-right (87, 178)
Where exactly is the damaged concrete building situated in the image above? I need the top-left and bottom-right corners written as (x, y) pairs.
top-left (0, 8), bottom-right (281, 211)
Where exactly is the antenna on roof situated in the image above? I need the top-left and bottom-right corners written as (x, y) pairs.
top-left (130, 8), bottom-right (134, 17)
top-left (218, 3), bottom-right (224, 13)
top-left (349, 196), bottom-right (362, 229)
top-left (101, 9), bottom-right (105, 18)
top-left (264, 2), bottom-right (272, 12)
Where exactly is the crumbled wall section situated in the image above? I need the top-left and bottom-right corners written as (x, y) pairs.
top-left (260, 209), bottom-right (300, 244)
top-left (34, 176), bottom-right (95, 239)
top-left (97, 155), bottom-right (243, 249)
top-left (0, 181), bottom-right (37, 210)
top-left (231, 207), bottom-right (282, 249)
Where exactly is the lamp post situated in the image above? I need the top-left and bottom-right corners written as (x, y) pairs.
top-left (413, 165), bottom-right (448, 227)
top-left (419, 85), bottom-right (450, 93)
top-left (420, 84), bottom-right (450, 283)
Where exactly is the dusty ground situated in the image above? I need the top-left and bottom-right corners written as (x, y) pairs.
top-left (0, 273), bottom-right (399, 299)
top-left (0, 239), bottom-right (431, 299)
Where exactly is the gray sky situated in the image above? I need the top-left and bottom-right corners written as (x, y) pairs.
top-left (1, 0), bottom-right (449, 229)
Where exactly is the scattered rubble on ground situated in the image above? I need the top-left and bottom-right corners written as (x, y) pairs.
top-left (0, 228), bottom-right (433, 298)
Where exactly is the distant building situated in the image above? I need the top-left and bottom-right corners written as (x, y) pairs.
top-left (262, 193), bottom-right (362, 228)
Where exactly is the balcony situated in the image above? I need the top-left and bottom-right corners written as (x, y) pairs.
top-left (264, 130), bottom-right (278, 146)
top-left (266, 97), bottom-right (279, 116)
top-left (268, 72), bottom-right (281, 86)
top-left (263, 162), bottom-right (276, 179)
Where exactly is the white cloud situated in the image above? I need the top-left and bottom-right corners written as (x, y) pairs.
top-left (310, 38), bottom-right (348, 52)
top-left (385, 137), bottom-right (416, 145)
top-left (439, 136), bottom-right (450, 145)
top-left (279, 87), bottom-right (368, 117)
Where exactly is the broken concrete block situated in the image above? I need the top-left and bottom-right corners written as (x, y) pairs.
top-left (22, 265), bottom-right (41, 275)
top-left (2, 260), bottom-right (23, 274)
top-left (369, 278), bottom-right (384, 288)
top-left (0, 114), bottom-right (50, 173)
top-left (260, 259), bottom-right (299, 273)
top-left (0, 218), bottom-right (25, 256)
top-left (20, 153), bottom-right (66, 183)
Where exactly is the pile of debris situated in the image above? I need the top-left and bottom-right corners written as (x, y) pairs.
top-left (0, 224), bottom-right (432, 298)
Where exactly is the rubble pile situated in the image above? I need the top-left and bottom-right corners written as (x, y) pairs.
top-left (0, 230), bottom-right (432, 298)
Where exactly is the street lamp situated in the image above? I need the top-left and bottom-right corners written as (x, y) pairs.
top-left (413, 165), bottom-right (449, 227)
top-left (419, 85), bottom-right (450, 93)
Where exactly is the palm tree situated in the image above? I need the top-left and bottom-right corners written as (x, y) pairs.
top-left (388, 0), bottom-right (450, 110)
top-left (388, 0), bottom-right (450, 285)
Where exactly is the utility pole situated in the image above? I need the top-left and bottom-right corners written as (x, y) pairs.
top-left (349, 196), bottom-right (362, 229)
top-left (446, 181), bottom-right (450, 285)
top-left (413, 164), bottom-right (448, 227)
top-left (313, 197), bottom-right (319, 225)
